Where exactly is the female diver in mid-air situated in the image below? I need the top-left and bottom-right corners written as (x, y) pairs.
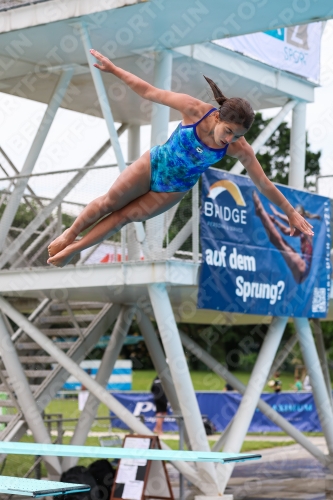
top-left (47, 49), bottom-right (313, 267)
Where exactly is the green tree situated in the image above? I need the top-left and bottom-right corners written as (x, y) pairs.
top-left (215, 112), bottom-right (321, 188)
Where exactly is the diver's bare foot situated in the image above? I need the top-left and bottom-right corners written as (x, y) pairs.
top-left (48, 228), bottom-right (75, 257)
top-left (47, 245), bottom-right (76, 268)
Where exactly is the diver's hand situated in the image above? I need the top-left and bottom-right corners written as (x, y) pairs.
top-left (288, 209), bottom-right (314, 236)
top-left (90, 49), bottom-right (117, 73)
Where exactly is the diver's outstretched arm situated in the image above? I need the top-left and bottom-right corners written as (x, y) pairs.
top-left (228, 138), bottom-right (314, 237)
top-left (90, 49), bottom-right (209, 120)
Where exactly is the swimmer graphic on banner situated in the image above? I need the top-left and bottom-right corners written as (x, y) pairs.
top-left (198, 168), bottom-right (331, 318)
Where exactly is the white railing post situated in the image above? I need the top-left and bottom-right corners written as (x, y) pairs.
top-left (192, 183), bottom-right (199, 262)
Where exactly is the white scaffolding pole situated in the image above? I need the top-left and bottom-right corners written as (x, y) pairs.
top-left (312, 319), bottom-right (333, 410)
top-left (127, 125), bottom-right (142, 260)
top-left (294, 318), bottom-right (333, 455)
top-left (180, 331), bottom-right (328, 466)
top-left (0, 313), bottom-right (62, 478)
top-left (80, 23), bottom-right (145, 244)
top-left (148, 283), bottom-right (219, 494)
top-left (192, 184), bottom-right (199, 262)
top-left (62, 306), bottom-right (135, 470)
top-left (0, 296), bottom-right (207, 494)
top-left (216, 317), bottom-right (288, 492)
top-left (0, 69), bottom-right (73, 253)
top-left (146, 51), bottom-right (173, 258)
top-left (268, 333), bottom-right (298, 379)
top-left (289, 102), bottom-right (307, 189)
top-left (230, 100), bottom-right (297, 175)
top-left (137, 311), bottom-right (192, 454)
top-left (128, 124), bottom-right (141, 162)
top-left (288, 100), bottom-right (333, 457)
top-left (137, 311), bottom-right (184, 417)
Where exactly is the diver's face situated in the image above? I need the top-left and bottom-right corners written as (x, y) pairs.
top-left (214, 119), bottom-right (248, 147)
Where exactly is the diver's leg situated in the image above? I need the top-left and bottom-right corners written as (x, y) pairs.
top-left (48, 190), bottom-right (185, 267)
top-left (48, 151), bottom-right (151, 257)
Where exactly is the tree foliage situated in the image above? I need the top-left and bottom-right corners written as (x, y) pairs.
top-left (215, 111), bottom-right (321, 188)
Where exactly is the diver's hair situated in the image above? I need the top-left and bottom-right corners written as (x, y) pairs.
top-left (203, 75), bottom-right (255, 130)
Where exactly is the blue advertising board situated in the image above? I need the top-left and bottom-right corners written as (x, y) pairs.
top-left (110, 392), bottom-right (321, 433)
top-left (198, 169), bottom-right (331, 317)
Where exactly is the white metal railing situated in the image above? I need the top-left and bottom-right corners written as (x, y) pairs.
top-left (0, 164), bottom-right (200, 269)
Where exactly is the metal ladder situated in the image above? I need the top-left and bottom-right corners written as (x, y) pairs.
top-left (0, 299), bottom-right (117, 443)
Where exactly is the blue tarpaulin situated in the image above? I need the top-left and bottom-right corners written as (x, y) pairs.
top-left (110, 392), bottom-right (321, 432)
top-left (198, 169), bottom-right (331, 317)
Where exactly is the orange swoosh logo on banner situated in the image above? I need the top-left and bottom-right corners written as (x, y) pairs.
top-left (207, 180), bottom-right (246, 206)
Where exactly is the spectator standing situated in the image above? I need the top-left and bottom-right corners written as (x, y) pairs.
top-left (273, 372), bottom-right (282, 393)
top-left (268, 372), bottom-right (282, 393)
top-left (151, 376), bottom-right (168, 435)
top-left (303, 374), bottom-right (312, 391)
top-left (291, 376), bottom-right (303, 392)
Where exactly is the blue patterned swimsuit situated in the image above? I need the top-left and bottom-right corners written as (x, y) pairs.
top-left (150, 108), bottom-right (228, 192)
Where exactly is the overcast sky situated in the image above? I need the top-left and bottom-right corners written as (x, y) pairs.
top-left (0, 20), bottom-right (332, 213)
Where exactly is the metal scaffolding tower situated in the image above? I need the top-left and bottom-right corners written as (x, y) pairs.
top-left (0, 1), bottom-right (331, 498)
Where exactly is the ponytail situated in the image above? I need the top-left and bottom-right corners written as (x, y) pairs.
top-left (203, 75), bottom-right (227, 107)
top-left (203, 75), bottom-right (255, 130)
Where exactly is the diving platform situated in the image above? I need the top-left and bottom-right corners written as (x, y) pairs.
top-left (0, 261), bottom-right (332, 324)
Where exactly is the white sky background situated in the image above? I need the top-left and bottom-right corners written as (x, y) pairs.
top-left (0, 20), bottom-right (333, 214)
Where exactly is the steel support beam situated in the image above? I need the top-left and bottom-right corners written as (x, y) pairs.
top-left (211, 420), bottom-right (233, 453)
top-left (175, 43), bottom-right (315, 103)
top-left (148, 283), bottom-right (219, 494)
top-left (80, 23), bottom-right (145, 244)
top-left (0, 313), bottom-right (62, 478)
top-left (289, 101), bottom-right (307, 189)
top-left (0, 303), bottom-right (121, 445)
top-left (0, 296), bottom-right (207, 494)
top-left (0, 147), bottom-right (40, 201)
top-left (164, 202), bottom-right (180, 238)
top-left (62, 306), bottom-right (135, 470)
top-left (0, 69), bottom-right (73, 253)
top-left (180, 330), bottom-right (329, 467)
top-left (10, 218), bottom-right (58, 269)
top-left (146, 51), bottom-right (173, 258)
top-left (192, 184), bottom-right (199, 262)
top-left (287, 100), bottom-right (333, 459)
top-left (164, 218), bottom-right (192, 259)
top-left (137, 310), bottom-right (191, 451)
top-left (268, 333), bottom-right (298, 380)
top-left (137, 311), bottom-right (183, 417)
top-left (312, 319), bottom-right (333, 409)
top-left (0, 127), bottom-right (127, 270)
top-left (294, 318), bottom-right (333, 456)
top-left (231, 100), bottom-right (297, 175)
top-left (127, 125), bottom-right (142, 261)
top-left (216, 317), bottom-right (288, 491)
top-left (127, 125), bottom-right (141, 162)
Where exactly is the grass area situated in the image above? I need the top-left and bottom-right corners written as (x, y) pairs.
top-left (132, 370), bottom-right (297, 392)
top-left (162, 439), bottom-right (295, 452)
top-left (0, 435), bottom-right (104, 478)
top-left (41, 369), bottom-right (312, 434)
top-left (44, 398), bottom-right (111, 433)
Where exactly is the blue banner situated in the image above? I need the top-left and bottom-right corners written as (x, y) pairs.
top-left (110, 392), bottom-right (321, 432)
top-left (198, 169), bottom-right (331, 317)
